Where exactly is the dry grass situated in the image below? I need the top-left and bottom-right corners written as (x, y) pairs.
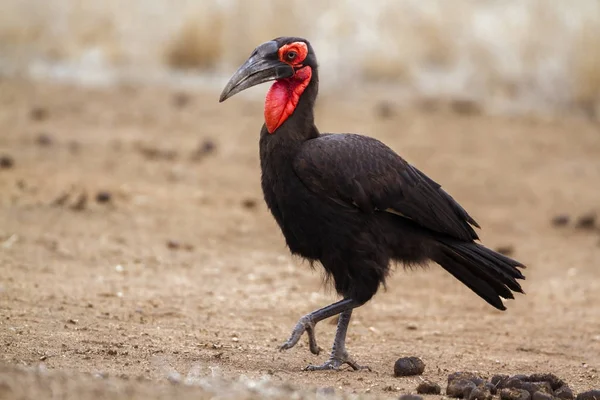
top-left (164, 12), bottom-right (224, 71)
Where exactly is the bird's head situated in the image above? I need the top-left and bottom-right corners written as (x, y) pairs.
top-left (219, 37), bottom-right (317, 133)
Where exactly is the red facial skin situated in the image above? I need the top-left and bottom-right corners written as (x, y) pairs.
top-left (264, 42), bottom-right (312, 134)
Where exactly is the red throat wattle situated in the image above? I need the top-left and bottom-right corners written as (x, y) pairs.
top-left (264, 66), bottom-right (312, 134)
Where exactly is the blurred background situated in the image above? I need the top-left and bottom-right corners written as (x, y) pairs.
top-left (1, 0), bottom-right (600, 117)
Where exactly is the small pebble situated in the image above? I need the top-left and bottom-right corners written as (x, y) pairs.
top-left (166, 240), bottom-right (181, 250)
top-left (70, 192), bottom-right (88, 211)
top-left (495, 245), bottom-right (515, 256)
top-left (36, 133), bottom-right (54, 146)
top-left (551, 215), bottom-right (570, 227)
top-left (576, 390), bottom-right (600, 400)
top-left (469, 386), bottom-right (493, 400)
top-left (555, 386), bottom-right (574, 400)
top-left (503, 378), bottom-right (552, 396)
top-left (500, 388), bottom-right (531, 400)
top-left (394, 357), bottom-right (425, 377)
top-left (532, 392), bottom-right (553, 400)
top-left (95, 191), bottom-right (112, 204)
top-left (447, 380), bottom-right (477, 398)
top-left (172, 92), bottom-right (191, 108)
top-left (241, 198), bottom-right (257, 209)
top-left (0, 155), bottom-right (14, 169)
top-left (190, 139), bottom-right (216, 161)
top-left (30, 106), bottom-right (48, 121)
top-left (416, 380), bottom-right (441, 395)
top-left (448, 372), bottom-right (485, 386)
top-left (375, 101), bottom-right (395, 119)
top-left (575, 213), bottom-right (596, 230)
top-left (527, 373), bottom-right (565, 390)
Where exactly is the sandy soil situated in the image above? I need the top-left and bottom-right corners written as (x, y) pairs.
top-left (0, 79), bottom-right (599, 399)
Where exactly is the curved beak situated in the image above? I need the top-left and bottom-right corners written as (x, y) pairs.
top-left (219, 42), bottom-right (294, 102)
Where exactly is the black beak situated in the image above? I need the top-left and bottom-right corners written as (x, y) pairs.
top-left (219, 41), bottom-right (294, 102)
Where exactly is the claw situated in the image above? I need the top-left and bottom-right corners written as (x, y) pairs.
top-left (279, 315), bottom-right (321, 355)
top-left (304, 355), bottom-right (371, 371)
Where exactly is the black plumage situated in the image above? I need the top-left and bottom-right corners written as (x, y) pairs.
top-left (220, 37), bottom-right (525, 370)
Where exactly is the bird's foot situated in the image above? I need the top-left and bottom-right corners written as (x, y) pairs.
top-left (304, 351), bottom-right (371, 372)
top-left (279, 315), bottom-right (321, 355)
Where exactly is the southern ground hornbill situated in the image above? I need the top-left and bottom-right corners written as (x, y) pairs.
top-left (219, 37), bottom-right (526, 371)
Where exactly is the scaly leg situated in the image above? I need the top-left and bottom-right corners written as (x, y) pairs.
top-left (304, 308), bottom-right (371, 371)
top-left (279, 298), bottom-right (357, 355)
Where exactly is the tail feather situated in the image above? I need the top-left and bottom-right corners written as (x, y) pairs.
top-left (433, 239), bottom-right (526, 310)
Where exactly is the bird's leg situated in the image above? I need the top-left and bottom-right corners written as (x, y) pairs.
top-left (280, 298), bottom-right (357, 355)
top-left (304, 308), bottom-right (370, 371)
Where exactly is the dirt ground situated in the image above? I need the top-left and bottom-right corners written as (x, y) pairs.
top-left (0, 78), bottom-right (599, 399)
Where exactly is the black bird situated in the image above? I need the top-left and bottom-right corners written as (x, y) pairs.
top-left (219, 37), bottom-right (525, 371)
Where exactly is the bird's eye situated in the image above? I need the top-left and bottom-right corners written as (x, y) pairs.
top-left (286, 51), bottom-right (297, 61)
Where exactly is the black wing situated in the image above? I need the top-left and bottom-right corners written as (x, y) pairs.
top-left (293, 133), bottom-right (480, 241)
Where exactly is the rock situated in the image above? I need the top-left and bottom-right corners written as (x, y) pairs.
top-left (500, 388), bottom-right (531, 400)
top-left (190, 139), bottom-right (216, 161)
top-left (394, 357), bottom-right (425, 377)
top-left (469, 386), bottom-right (493, 400)
top-left (398, 395), bottom-right (423, 400)
top-left (495, 245), bottom-right (515, 256)
top-left (551, 215), bottom-right (570, 227)
top-left (492, 375), bottom-right (511, 390)
top-left (416, 380), bottom-right (441, 395)
top-left (448, 372), bottom-right (486, 386)
top-left (554, 386), bottom-right (574, 400)
top-left (241, 198), bottom-right (257, 209)
top-left (30, 106), bottom-right (48, 121)
top-left (575, 213), bottom-right (596, 230)
top-left (576, 390), bottom-right (600, 400)
top-left (447, 380), bottom-right (477, 399)
top-left (375, 101), bottom-right (395, 119)
top-left (527, 373), bottom-right (565, 390)
top-left (36, 133), bottom-right (54, 146)
top-left (172, 92), bottom-right (192, 108)
top-left (0, 155), bottom-right (14, 169)
top-left (95, 191), bottom-right (112, 204)
top-left (532, 392), bottom-right (553, 400)
top-left (503, 378), bottom-right (552, 395)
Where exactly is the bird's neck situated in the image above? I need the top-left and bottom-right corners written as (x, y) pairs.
top-left (263, 67), bottom-right (319, 142)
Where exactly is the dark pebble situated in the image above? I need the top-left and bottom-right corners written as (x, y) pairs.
top-left (448, 372), bottom-right (486, 386)
top-left (0, 155), bottom-right (14, 169)
top-left (70, 192), bottom-right (88, 211)
top-left (241, 198), bottom-right (257, 209)
top-left (532, 392), bottom-right (553, 400)
top-left (576, 390), bottom-right (600, 400)
top-left (503, 378), bottom-right (552, 395)
top-left (495, 245), bottom-right (515, 256)
top-left (447, 380), bottom-right (477, 399)
top-left (555, 386), bottom-right (574, 400)
top-left (398, 395), bottom-right (423, 400)
top-left (492, 375), bottom-right (511, 389)
top-left (469, 386), bottom-right (493, 400)
top-left (551, 215), bottom-right (570, 227)
top-left (575, 213), bottom-right (596, 230)
top-left (527, 373), bottom-right (565, 390)
top-left (30, 106), bottom-right (48, 121)
top-left (450, 99), bottom-right (482, 116)
top-left (376, 102), bottom-right (395, 119)
top-left (416, 380), bottom-right (441, 395)
top-left (190, 139), bottom-right (216, 161)
top-left (500, 388), bottom-right (531, 400)
top-left (394, 357), bottom-right (425, 377)
top-left (172, 92), bottom-right (191, 108)
top-left (166, 240), bottom-right (181, 250)
top-left (95, 191), bottom-right (112, 204)
top-left (36, 133), bottom-right (54, 146)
